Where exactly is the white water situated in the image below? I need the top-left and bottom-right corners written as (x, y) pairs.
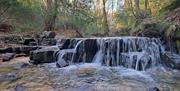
top-left (56, 37), bottom-right (166, 71)
top-left (93, 50), bottom-right (103, 64)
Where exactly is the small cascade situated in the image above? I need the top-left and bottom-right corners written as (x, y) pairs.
top-left (56, 37), bottom-right (166, 71)
top-left (93, 50), bottom-right (103, 63)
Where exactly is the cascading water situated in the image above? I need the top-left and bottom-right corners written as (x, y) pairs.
top-left (56, 37), bottom-right (166, 71)
top-left (50, 37), bottom-right (180, 91)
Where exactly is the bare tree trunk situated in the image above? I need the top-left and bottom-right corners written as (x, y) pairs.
top-left (134, 0), bottom-right (140, 11)
top-left (52, 0), bottom-right (58, 30)
top-left (112, 0), bottom-right (113, 12)
top-left (144, 0), bottom-right (148, 10)
top-left (102, 0), bottom-right (109, 35)
top-left (43, 0), bottom-right (58, 31)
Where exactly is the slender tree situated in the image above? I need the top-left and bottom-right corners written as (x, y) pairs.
top-left (43, 0), bottom-right (58, 31)
top-left (102, 0), bottom-right (109, 35)
top-left (134, 0), bottom-right (140, 11)
top-left (144, 0), bottom-right (148, 10)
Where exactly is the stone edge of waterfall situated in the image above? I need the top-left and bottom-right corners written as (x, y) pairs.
top-left (59, 36), bottom-right (159, 40)
top-left (56, 37), bottom-right (168, 71)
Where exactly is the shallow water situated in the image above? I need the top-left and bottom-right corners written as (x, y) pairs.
top-left (0, 58), bottom-right (180, 91)
top-left (44, 63), bottom-right (180, 91)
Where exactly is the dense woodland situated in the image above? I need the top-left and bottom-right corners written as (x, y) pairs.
top-left (0, 0), bottom-right (179, 52)
top-left (0, 0), bottom-right (179, 34)
top-left (0, 0), bottom-right (180, 90)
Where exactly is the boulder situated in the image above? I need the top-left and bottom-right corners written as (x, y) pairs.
top-left (56, 59), bottom-right (69, 68)
top-left (0, 48), bottom-right (8, 53)
top-left (0, 23), bottom-right (13, 32)
top-left (161, 52), bottom-right (180, 69)
top-left (42, 31), bottom-right (56, 38)
top-left (3, 47), bottom-right (13, 53)
top-left (59, 39), bottom-right (71, 50)
top-left (148, 87), bottom-right (160, 91)
top-left (29, 46), bottom-right (59, 64)
top-left (23, 38), bottom-right (36, 45)
top-left (0, 53), bottom-right (15, 62)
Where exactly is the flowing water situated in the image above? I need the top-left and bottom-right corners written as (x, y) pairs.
top-left (56, 37), bottom-right (166, 71)
top-left (50, 37), bottom-right (180, 91)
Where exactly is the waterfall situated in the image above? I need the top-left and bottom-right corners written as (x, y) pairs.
top-left (55, 39), bottom-right (85, 65)
top-left (92, 50), bottom-right (103, 63)
top-left (56, 37), bottom-right (165, 71)
top-left (70, 39), bottom-right (84, 64)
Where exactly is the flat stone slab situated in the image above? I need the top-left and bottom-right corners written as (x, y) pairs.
top-left (29, 46), bottom-right (59, 64)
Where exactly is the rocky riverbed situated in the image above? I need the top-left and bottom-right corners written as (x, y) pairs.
top-left (0, 57), bottom-right (180, 91)
top-left (0, 31), bottom-right (180, 91)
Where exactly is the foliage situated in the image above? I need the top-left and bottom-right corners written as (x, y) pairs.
top-left (161, 0), bottom-right (180, 11)
top-left (0, 0), bottom-right (179, 36)
top-left (56, 0), bottom-right (102, 34)
top-left (0, 0), bottom-right (45, 32)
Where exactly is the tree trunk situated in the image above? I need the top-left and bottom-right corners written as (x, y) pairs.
top-left (102, 0), bottom-right (109, 35)
top-left (144, 0), bottom-right (148, 10)
top-left (43, 0), bottom-right (58, 31)
top-left (134, 0), bottom-right (140, 11)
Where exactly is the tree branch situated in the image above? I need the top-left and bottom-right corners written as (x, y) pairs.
top-left (0, 6), bottom-right (10, 17)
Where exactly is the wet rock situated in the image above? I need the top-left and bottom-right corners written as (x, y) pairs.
top-left (56, 37), bottom-right (165, 71)
top-left (148, 87), bottom-right (160, 91)
top-left (13, 47), bottom-right (21, 54)
top-left (0, 53), bottom-right (15, 62)
top-left (0, 47), bottom-right (13, 53)
top-left (0, 48), bottom-right (8, 53)
top-left (75, 67), bottom-right (96, 77)
top-left (60, 39), bottom-right (98, 63)
top-left (29, 46), bottom-right (59, 64)
top-left (56, 59), bottom-right (69, 68)
top-left (0, 73), bottom-right (18, 82)
top-left (23, 38), bottom-right (36, 45)
top-left (59, 39), bottom-right (71, 50)
top-left (162, 52), bottom-right (180, 69)
top-left (83, 39), bottom-right (98, 62)
top-left (14, 84), bottom-right (26, 91)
